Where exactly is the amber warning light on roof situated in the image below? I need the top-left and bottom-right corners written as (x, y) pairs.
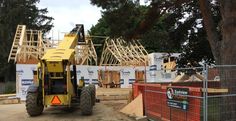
top-left (51, 96), bottom-right (61, 105)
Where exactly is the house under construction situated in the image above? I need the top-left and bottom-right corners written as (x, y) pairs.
top-left (8, 25), bottom-right (97, 65)
top-left (99, 38), bottom-right (149, 66)
top-left (98, 38), bottom-right (149, 87)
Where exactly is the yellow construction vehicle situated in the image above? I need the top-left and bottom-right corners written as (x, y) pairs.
top-left (26, 24), bottom-right (96, 116)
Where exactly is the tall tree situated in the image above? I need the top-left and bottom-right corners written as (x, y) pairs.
top-left (89, 17), bottom-right (109, 62)
top-left (90, 0), bottom-right (215, 65)
top-left (91, 0), bottom-right (236, 120)
top-left (199, 0), bottom-right (236, 120)
top-left (0, 0), bottom-right (53, 87)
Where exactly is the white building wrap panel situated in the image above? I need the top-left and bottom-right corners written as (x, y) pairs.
top-left (16, 64), bottom-right (149, 100)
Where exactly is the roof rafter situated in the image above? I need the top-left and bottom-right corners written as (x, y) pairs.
top-left (99, 38), bottom-right (149, 66)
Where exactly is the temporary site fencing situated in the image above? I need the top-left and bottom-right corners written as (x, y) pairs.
top-left (133, 65), bottom-right (236, 121)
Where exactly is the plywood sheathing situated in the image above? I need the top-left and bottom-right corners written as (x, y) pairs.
top-left (120, 93), bottom-right (143, 117)
top-left (135, 71), bottom-right (145, 82)
top-left (98, 70), bottom-right (120, 86)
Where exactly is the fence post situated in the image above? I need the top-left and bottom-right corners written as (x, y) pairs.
top-left (206, 65), bottom-right (208, 121)
top-left (203, 64), bottom-right (208, 121)
top-left (203, 64), bottom-right (206, 121)
top-left (144, 62), bottom-right (147, 117)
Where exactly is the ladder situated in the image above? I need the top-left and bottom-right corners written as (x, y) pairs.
top-left (8, 25), bottom-right (26, 62)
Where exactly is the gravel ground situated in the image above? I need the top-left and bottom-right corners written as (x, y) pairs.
top-left (0, 100), bottom-right (135, 121)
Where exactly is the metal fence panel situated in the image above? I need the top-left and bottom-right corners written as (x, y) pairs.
top-left (206, 65), bottom-right (236, 121)
top-left (135, 65), bottom-right (236, 121)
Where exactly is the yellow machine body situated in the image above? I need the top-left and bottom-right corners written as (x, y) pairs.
top-left (37, 25), bottom-right (85, 107)
top-left (25, 24), bottom-right (95, 117)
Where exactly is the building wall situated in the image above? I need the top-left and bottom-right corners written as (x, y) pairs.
top-left (16, 64), bottom-right (148, 100)
top-left (16, 64), bottom-right (37, 100)
top-left (148, 52), bottom-right (180, 83)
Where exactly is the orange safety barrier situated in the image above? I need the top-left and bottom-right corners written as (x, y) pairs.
top-left (133, 83), bottom-right (202, 121)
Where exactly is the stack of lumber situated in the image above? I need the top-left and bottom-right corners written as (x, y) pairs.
top-left (0, 94), bottom-right (20, 104)
top-left (96, 88), bottom-right (132, 100)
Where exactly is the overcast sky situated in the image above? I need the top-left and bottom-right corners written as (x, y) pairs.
top-left (38, 0), bottom-right (102, 40)
top-left (38, 0), bottom-right (149, 40)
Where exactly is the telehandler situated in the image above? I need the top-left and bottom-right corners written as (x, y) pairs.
top-left (26, 24), bottom-right (96, 116)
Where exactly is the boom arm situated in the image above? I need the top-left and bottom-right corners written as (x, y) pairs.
top-left (38, 24), bottom-right (85, 106)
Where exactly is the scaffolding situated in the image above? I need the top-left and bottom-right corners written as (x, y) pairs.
top-left (99, 38), bottom-right (149, 66)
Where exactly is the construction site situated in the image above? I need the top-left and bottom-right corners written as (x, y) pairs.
top-left (0, 23), bottom-right (230, 121)
top-left (1, 1), bottom-right (236, 121)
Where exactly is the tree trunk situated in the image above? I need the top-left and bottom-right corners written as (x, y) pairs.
top-left (219, 1), bottom-right (236, 120)
top-left (219, 0), bottom-right (236, 65)
top-left (198, 0), bottom-right (221, 63)
top-left (199, 0), bottom-right (236, 120)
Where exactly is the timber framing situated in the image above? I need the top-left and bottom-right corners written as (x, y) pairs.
top-left (8, 25), bottom-right (97, 65)
top-left (99, 38), bottom-right (149, 66)
top-left (8, 25), bottom-right (52, 63)
top-left (75, 36), bottom-right (97, 65)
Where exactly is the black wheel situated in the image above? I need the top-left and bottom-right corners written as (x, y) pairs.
top-left (26, 93), bottom-right (44, 116)
top-left (88, 84), bottom-right (96, 106)
top-left (80, 86), bottom-right (92, 115)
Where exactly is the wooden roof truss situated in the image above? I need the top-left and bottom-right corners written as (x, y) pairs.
top-left (75, 37), bottom-right (97, 65)
top-left (99, 38), bottom-right (148, 66)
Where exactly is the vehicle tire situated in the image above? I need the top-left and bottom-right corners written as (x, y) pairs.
top-left (26, 93), bottom-right (44, 116)
top-left (88, 84), bottom-right (96, 106)
top-left (80, 86), bottom-right (92, 115)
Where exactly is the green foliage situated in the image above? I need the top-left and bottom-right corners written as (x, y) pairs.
top-left (89, 17), bottom-right (109, 61)
top-left (89, 2), bottom-right (148, 60)
top-left (140, 15), bottom-right (175, 53)
top-left (0, 0), bottom-right (53, 83)
top-left (91, 0), bottom-right (137, 10)
top-left (3, 81), bottom-right (16, 94)
top-left (90, 0), bottom-right (219, 66)
top-left (173, 0), bottom-right (218, 66)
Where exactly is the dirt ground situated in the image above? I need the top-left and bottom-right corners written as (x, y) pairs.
top-left (0, 100), bottom-right (135, 121)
